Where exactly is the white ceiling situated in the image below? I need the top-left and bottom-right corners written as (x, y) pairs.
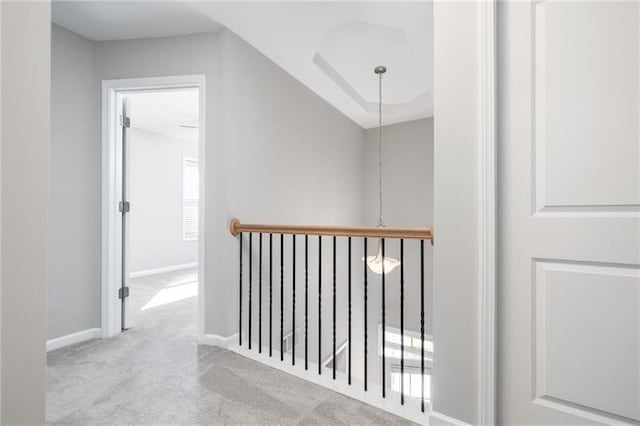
top-left (126, 89), bottom-right (199, 140)
top-left (52, 1), bottom-right (433, 129)
top-left (53, 1), bottom-right (224, 41)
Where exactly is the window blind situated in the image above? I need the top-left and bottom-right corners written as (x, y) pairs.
top-left (183, 158), bottom-right (199, 241)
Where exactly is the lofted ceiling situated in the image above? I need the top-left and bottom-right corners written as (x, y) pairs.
top-left (52, 1), bottom-right (433, 129)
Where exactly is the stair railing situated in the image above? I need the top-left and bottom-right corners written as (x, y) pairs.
top-left (229, 218), bottom-right (434, 418)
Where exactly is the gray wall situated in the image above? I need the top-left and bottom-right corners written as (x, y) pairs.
top-left (364, 118), bottom-right (434, 230)
top-left (49, 24), bottom-right (99, 340)
top-left (128, 127), bottom-right (198, 273)
top-left (433, 1), bottom-right (481, 423)
top-left (1, 1), bottom-right (50, 423)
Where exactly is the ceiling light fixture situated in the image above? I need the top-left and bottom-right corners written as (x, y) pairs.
top-left (364, 65), bottom-right (400, 275)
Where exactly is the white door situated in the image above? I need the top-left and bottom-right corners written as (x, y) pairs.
top-left (120, 96), bottom-right (131, 331)
top-left (498, 1), bottom-right (640, 424)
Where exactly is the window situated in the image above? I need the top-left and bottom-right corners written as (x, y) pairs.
top-left (378, 325), bottom-right (434, 359)
top-left (390, 366), bottom-right (432, 400)
top-left (379, 325), bottom-right (433, 401)
top-left (183, 157), bottom-right (199, 241)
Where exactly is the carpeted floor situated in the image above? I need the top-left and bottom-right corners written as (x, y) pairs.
top-left (47, 268), bottom-right (413, 425)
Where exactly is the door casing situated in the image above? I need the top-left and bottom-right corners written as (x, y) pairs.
top-left (101, 75), bottom-right (207, 341)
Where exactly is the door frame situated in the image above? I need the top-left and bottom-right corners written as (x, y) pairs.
top-left (478, 1), bottom-right (497, 425)
top-left (101, 75), bottom-right (207, 341)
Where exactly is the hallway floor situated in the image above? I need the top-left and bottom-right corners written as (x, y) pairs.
top-left (47, 268), bottom-right (412, 425)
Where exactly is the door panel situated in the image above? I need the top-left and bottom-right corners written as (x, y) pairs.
top-left (499, 1), bottom-right (640, 424)
top-left (534, 260), bottom-right (639, 421)
top-left (534, 1), bottom-right (639, 211)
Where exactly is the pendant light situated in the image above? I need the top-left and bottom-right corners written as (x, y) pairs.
top-left (365, 65), bottom-right (400, 275)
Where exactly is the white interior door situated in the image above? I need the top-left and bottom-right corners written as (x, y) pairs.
top-left (498, 1), bottom-right (640, 424)
top-left (120, 96), bottom-right (131, 331)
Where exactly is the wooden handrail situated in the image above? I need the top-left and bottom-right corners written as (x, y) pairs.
top-left (229, 218), bottom-right (433, 242)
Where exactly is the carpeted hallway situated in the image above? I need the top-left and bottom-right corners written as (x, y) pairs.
top-left (46, 268), bottom-right (413, 425)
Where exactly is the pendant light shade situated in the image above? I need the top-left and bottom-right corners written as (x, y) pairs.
top-left (366, 239), bottom-right (401, 275)
top-left (365, 65), bottom-right (400, 275)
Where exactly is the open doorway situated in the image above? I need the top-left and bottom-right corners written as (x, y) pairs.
top-left (124, 89), bottom-right (200, 332)
top-left (101, 76), bottom-right (206, 340)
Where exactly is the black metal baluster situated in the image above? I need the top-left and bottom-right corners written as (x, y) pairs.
top-left (332, 236), bottom-right (336, 380)
top-left (259, 233), bottom-right (263, 353)
top-left (269, 234), bottom-right (273, 357)
top-left (400, 239), bottom-right (405, 405)
top-left (280, 233), bottom-right (284, 361)
top-left (239, 233), bottom-right (243, 346)
top-left (292, 235), bottom-right (296, 366)
top-left (249, 233), bottom-right (252, 350)
top-left (348, 236), bottom-right (352, 385)
top-left (318, 235), bottom-right (322, 375)
top-left (363, 237), bottom-right (368, 391)
top-left (305, 235), bottom-right (309, 370)
top-left (381, 238), bottom-right (386, 398)
top-left (421, 239), bottom-right (425, 412)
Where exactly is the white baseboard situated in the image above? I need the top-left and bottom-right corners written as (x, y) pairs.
top-left (129, 262), bottom-right (197, 278)
top-left (199, 333), bottom-right (238, 349)
top-left (47, 328), bottom-right (102, 352)
top-left (430, 411), bottom-right (472, 426)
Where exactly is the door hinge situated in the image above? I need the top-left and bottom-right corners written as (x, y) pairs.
top-left (120, 115), bottom-right (131, 128)
top-left (119, 286), bottom-right (130, 300)
top-left (119, 201), bottom-right (130, 213)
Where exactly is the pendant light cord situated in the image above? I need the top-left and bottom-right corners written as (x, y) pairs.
top-left (377, 71), bottom-right (384, 227)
